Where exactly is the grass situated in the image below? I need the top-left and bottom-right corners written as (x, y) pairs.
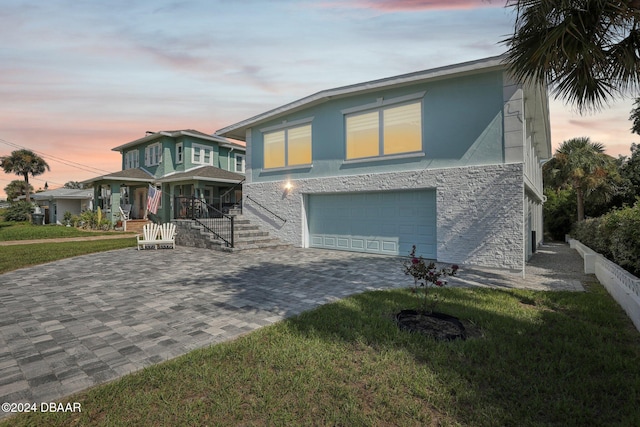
top-left (4, 282), bottom-right (640, 426)
top-left (0, 239), bottom-right (137, 274)
top-left (0, 221), bottom-right (126, 241)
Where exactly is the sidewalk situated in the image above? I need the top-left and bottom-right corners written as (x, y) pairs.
top-left (0, 234), bottom-right (135, 246)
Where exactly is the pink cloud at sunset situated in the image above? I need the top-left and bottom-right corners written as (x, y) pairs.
top-left (317, 0), bottom-right (498, 11)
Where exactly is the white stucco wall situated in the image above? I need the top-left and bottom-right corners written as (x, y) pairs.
top-left (241, 163), bottom-right (525, 270)
top-left (55, 199), bottom-right (84, 224)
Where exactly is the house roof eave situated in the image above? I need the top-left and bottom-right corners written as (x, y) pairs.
top-left (215, 54), bottom-right (508, 141)
top-left (111, 130), bottom-right (241, 152)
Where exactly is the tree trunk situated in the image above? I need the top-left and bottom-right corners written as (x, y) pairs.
top-left (576, 188), bottom-right (585, 222)
top-left (23, 173), bottom-right (30, 202)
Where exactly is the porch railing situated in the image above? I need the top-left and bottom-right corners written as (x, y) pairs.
top-left (174, 196), bottom-right (234, 247)
top-left (218, 178), bottom-right (245, 213)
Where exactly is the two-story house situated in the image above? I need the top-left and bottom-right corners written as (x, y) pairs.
top-left (216, 55), bottom-right (551, 272)
top-left (83, 129), bottom-right (245, 225)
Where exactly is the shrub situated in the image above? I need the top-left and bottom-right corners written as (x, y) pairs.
top-left (572, 202), bottom-right (640, 276)
top-left (544, 188), bottom-right (577, 240)
top-left (3, 201), bottom-right (33, 222)
top-left (63, 211), bottom-right (73, 226)
top-left (75, 209), bottom-right (112, 230)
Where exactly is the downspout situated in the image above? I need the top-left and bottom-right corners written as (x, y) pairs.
top-left (228, 147), bottom-right (235, 171)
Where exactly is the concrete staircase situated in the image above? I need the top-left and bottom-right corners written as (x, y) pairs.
top-left (173, 216), bottom-right (291, 252)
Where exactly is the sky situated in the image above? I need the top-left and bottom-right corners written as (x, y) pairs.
top-left (1, 0), bottom-right (638, 199)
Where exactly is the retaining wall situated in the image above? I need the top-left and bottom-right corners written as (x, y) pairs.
top-left (568, 237), bottom-right (640, 332)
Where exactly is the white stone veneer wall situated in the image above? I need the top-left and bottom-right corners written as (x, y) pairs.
top-left (242, 163), bottom-right (525, 270)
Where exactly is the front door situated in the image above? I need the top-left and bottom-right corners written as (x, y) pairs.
top-left (133, 187), bottom-right (147, 219)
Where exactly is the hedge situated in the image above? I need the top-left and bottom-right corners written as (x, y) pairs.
top-left (572, 202), bottom-right (640, 277)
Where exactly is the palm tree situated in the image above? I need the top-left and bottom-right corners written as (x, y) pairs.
top-left (3, 180), bottom-right (34, 202)
top-left (0, 149), bottom-right (50, 202)
top-left (503, 1), bottom-right (640, 112)
top-left (544, 137), bottom-right (619, 221)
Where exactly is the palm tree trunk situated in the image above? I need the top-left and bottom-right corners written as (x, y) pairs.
top-left (23, 173), bottom-right (30, 202)
top-left (576, 188), bottom-right (585, 222)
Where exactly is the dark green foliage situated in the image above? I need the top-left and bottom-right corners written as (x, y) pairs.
top-left (572, 202), bottom-right (640, 276)
top-left (618, 143), bottom-right (640, 204)
top-left (543, 188), bottom-right (576, 240)
top-left (3, 201), bottom-right (33, 222)
top-left (504, 1), bottom-right (640, 112)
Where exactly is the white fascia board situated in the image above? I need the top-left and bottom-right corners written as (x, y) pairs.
top-left (111, 131), bottom-right (234, 152)
top-left (216, 54), bottom-right (507, 140)
top-left (111, 134), bottom-right (163, 152)
top-left (157, 176), bottom-right (243, 184)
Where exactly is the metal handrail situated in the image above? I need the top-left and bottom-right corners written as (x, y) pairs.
top-left (219, 178), bottom-right (245, 212)
top-left (174, 196), bottom-right (234, 247)
top-left (245, 195), bottom-right (287, 224)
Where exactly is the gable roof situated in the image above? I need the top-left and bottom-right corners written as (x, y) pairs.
top-left (157, 166), bottom-right (245, 184)
top-left (80, 168), bottom-right (155, 186)
top-left (30, 188), bottom-right (93, 200)
top-left (111, 129), bottom-right (246, 152)
top-left (216, 55), bottom-right (507, 141)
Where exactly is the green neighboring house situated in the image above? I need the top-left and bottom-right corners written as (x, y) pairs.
top-left (83, 129), bottom-right (246, 225)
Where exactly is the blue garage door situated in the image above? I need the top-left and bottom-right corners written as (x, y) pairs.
top-left (308, 190), bottom-right (436, 258)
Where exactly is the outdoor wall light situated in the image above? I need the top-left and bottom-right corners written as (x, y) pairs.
top-left (284, 181), bottom-right (293, 194)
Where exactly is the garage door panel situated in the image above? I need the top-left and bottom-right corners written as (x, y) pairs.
top-left (309, 190), bottom-right (436, 258)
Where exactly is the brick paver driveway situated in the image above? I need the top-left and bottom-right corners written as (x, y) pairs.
top-left (0, 247), bottom-right (410, 417)
top-left (0, 243), bottom-right (586, 419)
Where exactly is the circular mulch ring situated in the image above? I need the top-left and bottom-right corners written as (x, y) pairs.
top-left (396, 309), bottom-right (466, 341)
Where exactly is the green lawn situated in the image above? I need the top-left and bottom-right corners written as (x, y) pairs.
top-left (3, 283), bottom-right (639, 426)
top-left (0, 221), bottom-right (126, 241)
top-left (0, 221), bottom-right (136, 273)
top-left (0, 238), bottom-right (137, 274)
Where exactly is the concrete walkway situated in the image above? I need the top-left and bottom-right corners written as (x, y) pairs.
top-left (0, 234), bottom-right (135, 246)
top-left (0, 243), bottom-right (588, 419)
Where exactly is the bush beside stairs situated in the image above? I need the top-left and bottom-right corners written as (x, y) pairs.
top-left (173, 217), bottom-right (291, 252)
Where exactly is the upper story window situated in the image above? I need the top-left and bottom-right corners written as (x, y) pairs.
top-left (145, 142), bottom-right (162, 166)
top-left (234, 153), bottom-right (246, 173)
top-left (124, 150), bottom-right (139, 169)
top-left (344, 96), bottom-right (423, 160)
top-left (193, 143), bottom-right (214, 165)
top-left (262, 120), bottom-right (312, 169)
top-left (175, 142), bottom-right (183, 164)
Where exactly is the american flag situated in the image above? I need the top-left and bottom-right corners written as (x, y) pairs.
top-left (147, 184), bottom-right (161, 214)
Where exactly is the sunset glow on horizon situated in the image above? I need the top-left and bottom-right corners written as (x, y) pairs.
top-left (1, 0), bottom-right (637, 199)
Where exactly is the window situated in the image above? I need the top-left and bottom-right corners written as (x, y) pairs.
top-left (345, 101), bottom-right (422, 160)
top-left (124, 150), bottom-right (139, 169)
top-left (145, 143), bottom-right (162, 166)
top-left (192, 144), bottom-right (214, 165)
top-left (263, 123), bottom-right (312, 169)
top-left (235, 153), bottom-right (245, 173)
top-left (175, 143), bottom-right (183, 164)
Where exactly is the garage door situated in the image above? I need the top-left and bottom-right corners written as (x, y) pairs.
top-left (308, 190), bottom-right (436, 258)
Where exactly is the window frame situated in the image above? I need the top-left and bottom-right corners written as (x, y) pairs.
top-left (145, 142), bottom-right (162, 167)
top-left (192, 143), bottom-right (214, 166)
top-left (235, 153), bottom-right (245, 173)
top-left (343, 92), bottom-right (425, 161)
top-left (260, 117), bottom-right (313, 170)
top-left (124, 150), bottom-right (139, 169)
top-left (175, 142), bottom-right (183, 164)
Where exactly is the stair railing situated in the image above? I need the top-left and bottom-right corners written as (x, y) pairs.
top-left (174, 196), bottom-right (234, 247)
top-left (245, 195), bottom-right (287, 224)
top-left (219, 178), bottom-right (245, 213)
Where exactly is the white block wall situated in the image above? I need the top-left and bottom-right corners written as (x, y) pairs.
top-left (242, 163), bottom-right (525, 271)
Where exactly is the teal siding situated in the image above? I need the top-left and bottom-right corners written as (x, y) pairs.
top-left (308, 190), bottom-right (436, 257)
top-left (250, 71), bottom-right (504, 183)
